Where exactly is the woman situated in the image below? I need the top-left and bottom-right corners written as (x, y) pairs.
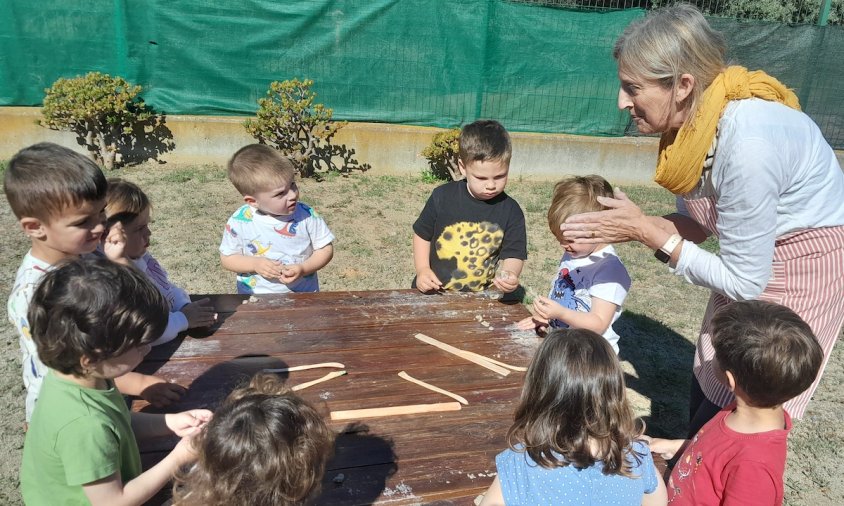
top-left (561, 4), bottom-right (844, 436)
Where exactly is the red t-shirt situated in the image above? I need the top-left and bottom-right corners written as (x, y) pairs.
top-left (668, 404), bottom-right (791, 506)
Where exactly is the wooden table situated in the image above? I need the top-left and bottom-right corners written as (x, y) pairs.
top-left (134, 289), bottom-right (540, 505)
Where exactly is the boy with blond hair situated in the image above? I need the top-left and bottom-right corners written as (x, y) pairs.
top-left (4, 143), bottom-right (184, 423)
top-left (413, 120), bottom-right (527, 293)
top-left (220, 144), bottom-right (334, 294)
top-left (649, 300), bottom-right (823, 505)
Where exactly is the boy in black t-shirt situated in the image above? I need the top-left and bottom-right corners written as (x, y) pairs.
top-left (412, 120), bottom-right (527, 292)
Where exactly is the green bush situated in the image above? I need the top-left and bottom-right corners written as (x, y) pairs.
top-left (420, 128), bottom-right (461, 181)
top-left (41, 72), bottom-right (160, 170)
top-left (244, 78), bottom-right (370, 179)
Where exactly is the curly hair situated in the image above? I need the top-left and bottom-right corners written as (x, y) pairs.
top-left (173, 373), bottom-right (335, 506)
top-left (27, 256), bottom-right (168, 376)
top-left (507, 328), bottom-right (645, 477)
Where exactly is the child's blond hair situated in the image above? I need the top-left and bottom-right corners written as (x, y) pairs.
top-left (105, 178), bottom-right (150, 225)
top-left (547, 175), bottom-right (614, 242)
top-left (227, 144), bottom-right (296, 196)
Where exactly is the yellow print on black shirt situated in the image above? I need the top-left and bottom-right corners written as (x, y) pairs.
top-left (436, 221), bottom-right (503, 291)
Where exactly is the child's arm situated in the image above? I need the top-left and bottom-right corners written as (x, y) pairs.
top-left (278, 243), bottom-right (334, 285)
top-left (102, 222), bottom-right (132, 266)
top-left (115, 372), bottom-right (185, 408)
top-left (492, 257), bottom-right (524, 293)
top-left (531, 295), bottom-right (618, 335)
top-left (130, 409), bottom-right (212, 440)
top-left (478, 476), bottom-right (505, 506)
top-left (413, 233), bottom-right (442, 292)
top-left (642, 464), bottom-right (669, 506)
top-left (646, 437), bottom-right (688, 460)
top-left (220, 254), bottom-right (284, 280)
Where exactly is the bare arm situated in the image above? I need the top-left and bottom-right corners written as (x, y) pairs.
top-left (492, 257), bottom-right (524, 293)
top-left (114, 372), bottom-right (185, 408)
top-left (413, 233), bottom-right (442, 292)
top-left (478, 476), bottom-right (505, 506)
top-left (642, 463), bottom-right (669, 506)
top-left (532, 296), bottom-right (618, 335)
top-left (220, 254), bottom-right (283, 280)
top-left (278, 243), bottom-right (334, 285)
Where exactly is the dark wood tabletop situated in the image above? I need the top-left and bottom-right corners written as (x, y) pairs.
top-left (133, 289), bottom-right (540, 505)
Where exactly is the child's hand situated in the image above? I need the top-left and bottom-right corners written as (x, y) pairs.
top-left (140, 378), bottom-right (186, 408)
top-left (416, 268), bottom-right (443, 293)
top-left (170, 434), bottom-right (201, 467)
top-left (253, 257), bottom-right (284, 280)
top-left (516, 315), bottom-right (548, 331)
top-left (492, 270), bottom-right (519, 293)
top-left (181, 298), bottom-right (217, 328)
top-left (644, 436), bottom-right (687, 460)
top-left (102, 221), bottom-right (130, 265)
top-left (166, 409), bottom-right (213, 437)
top-left (532, 296), bottom-right (564, 322)
top-left (279, 263), bottom-right (305, 285)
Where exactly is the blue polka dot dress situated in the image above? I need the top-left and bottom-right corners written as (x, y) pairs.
top-left (495, 441), bottom-right (658, 505)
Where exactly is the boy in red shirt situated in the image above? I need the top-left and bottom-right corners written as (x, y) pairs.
top-left (650, 301), bottom-right (822, 505)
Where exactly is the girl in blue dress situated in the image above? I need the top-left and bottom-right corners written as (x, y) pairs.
top-left (480, 328), bottom-right (667, 505)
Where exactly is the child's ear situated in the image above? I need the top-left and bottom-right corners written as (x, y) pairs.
top-left (19, 217), bottom-right (46, 239)
top-left (79, 355), bottom-right (95, 374)
top-left (457, 159), bottom-right (466, 176)
top-left (243, 195), bottom-right (257, 206)
top-left (724, 370), bottom-right (737, 392)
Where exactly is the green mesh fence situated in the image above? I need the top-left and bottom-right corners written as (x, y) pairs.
top-left (0, 1), bottom-right (842, 147)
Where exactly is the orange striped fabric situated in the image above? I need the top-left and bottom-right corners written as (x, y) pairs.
top-left (684, 196), bottom-right (844, 418)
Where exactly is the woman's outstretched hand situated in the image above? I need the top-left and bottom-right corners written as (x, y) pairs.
top-left (560, 188), bottom-right (648, 245)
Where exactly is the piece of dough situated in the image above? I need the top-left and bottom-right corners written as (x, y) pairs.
top-left (263, 362), bottom-right (345, 373)
top-left (414, 333), bottom-right (510, 376)
top-left (330, 402), bottom-right (462, 420)
top-left (291, 370), bottom-right (347, 391)
top-left (398, 371), bottom-right (468, 405)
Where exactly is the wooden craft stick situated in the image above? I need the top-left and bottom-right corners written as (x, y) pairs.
top-left (291, 370), bottom-right (347, 391)
top-left (330, 402), bottom-right (462, 421)
top-left (263, 362), bottom-right (345, 373)
top-left (458, 351), bottom-right (528, 372)
top-left (398, 371), bottom-right (469, 405)
top-left (414, 333), bottom-right (510, 376)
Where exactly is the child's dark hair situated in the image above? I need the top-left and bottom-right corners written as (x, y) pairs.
top-left (711, 300), bottom-right (822, 408)
top-left (458, 120), bottom-right (512, 165)
top-left (508, 328), bottom-right (644, 477)
top-left (173, 373), bottom-right (335, 506)
top-left (27, 256), bottom-right (168, 376)
top-left (547, 175), bottom-right (614, 243)
top-left (227, 144), bottom-right (296, 196)
top-left (3, 142), bottom-right (107, 221)
top-left (105, 178), bottom-right (151, 226)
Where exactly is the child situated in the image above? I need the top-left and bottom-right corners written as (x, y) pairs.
top-left (479, 328), bottom-right (667, 506)
top-left (4, 143), bottom-right (183, 422)
top-left (413, 120), bottom-right (527, 293)
top-left (648, 301), bottom-right (823, 505)
top-left (219, 144), bottom-right (335, 294)
top-left (105, 178), bottom-right (217, 345)
top-left (19, 257), bottom-right (212, 505)
top-left (172, 373), bottom-right (335, 505)
top-left (517, 175), bottom-right (631, 354)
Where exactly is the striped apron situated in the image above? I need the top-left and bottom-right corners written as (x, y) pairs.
top-left (684, 195), bottom-right (844, 419)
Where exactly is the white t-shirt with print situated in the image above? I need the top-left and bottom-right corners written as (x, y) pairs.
top-left (219, 203), bottom-right (334, 294)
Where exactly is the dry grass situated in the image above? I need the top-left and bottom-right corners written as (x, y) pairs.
top-left (1, 163), bottom-right (841, 505)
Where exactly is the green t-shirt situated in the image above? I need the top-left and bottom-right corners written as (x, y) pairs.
top-left (20, 371), bottom-right (142, 505)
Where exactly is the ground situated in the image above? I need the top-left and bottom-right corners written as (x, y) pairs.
top-left (0, 163), bottom-right (841, 505)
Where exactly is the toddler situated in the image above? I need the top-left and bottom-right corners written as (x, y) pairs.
top-left (518, 175), bottom-right (631, 353)
top-left (172, 373), bottom-right (335, 505)
top-left (19, 257), bottom-right (212, 505)
top-left (480, 328), bottom-right (666, 505)
top-left (649, 301), bottom-right (823, 505)
top-left (220, 144), bottom-right (334, 294)
top-left (105, 178), bottom-right (216, 345)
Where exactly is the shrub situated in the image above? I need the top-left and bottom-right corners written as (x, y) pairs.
top-left (244, 78), bottom-right (370, 179)
top-left (421, 128), bottom-right (461, 181)
top-left (41, 72), bottom-right (170, 170)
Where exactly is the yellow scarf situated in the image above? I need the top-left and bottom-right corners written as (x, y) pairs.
top-left (654, 66), bottom-right (801, 195)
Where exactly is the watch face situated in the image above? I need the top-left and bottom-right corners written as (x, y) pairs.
top-left (654, 249), bottom-right (670, 263)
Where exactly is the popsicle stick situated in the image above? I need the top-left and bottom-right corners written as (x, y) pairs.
top-left (263, 362), bottom-right (345, 373)
top-left (291, 370), bottom-right (347, 391)
top-left (330, 402), bottom-right (462, 421)
top-left (398, 371), bottom-right (469, 405)
top-left (414, 333), bottom-right (510, 376)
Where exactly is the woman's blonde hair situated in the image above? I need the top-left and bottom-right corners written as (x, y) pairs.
top-left (613, 3), bottom-right (726, 121)
top-left (547, 175), bottom-right (613, 243)
top-left (507, 329), bottom-right (645, 476)
top-left (172, 373), bottom-right (335, 506)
